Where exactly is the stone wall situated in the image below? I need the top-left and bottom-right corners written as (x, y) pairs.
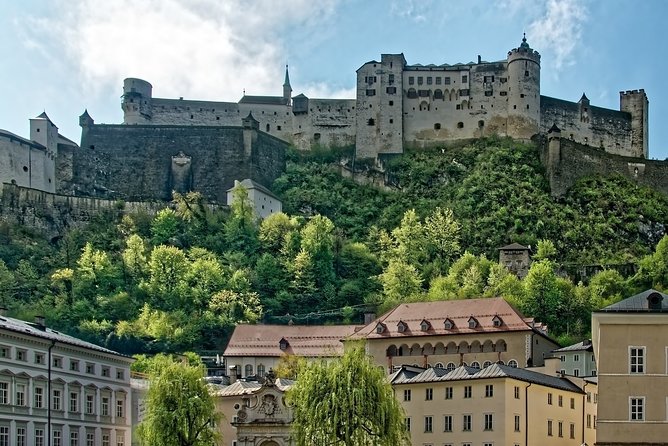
top-left (67, 124), bottom-right (286, 204)
top-left (539, 135), bottom-right (668, 196)
top-left (0, 182), bottom-right (166, 238)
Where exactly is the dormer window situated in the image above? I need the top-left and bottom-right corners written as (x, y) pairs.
top-left (468, 317), bottom-right (478, 329)
top-left (397, 321), bottom-right (408, 333)
top-left (420, 319), bottom-right (431, 332)
top-left (376, 323), bottom-right (387, 334)
top-left (279, 337), bottom-right (289, 351)
top-left (444, 318), bottom-right (455, 330)
top-left (492, 315), bottom-right (503, 327)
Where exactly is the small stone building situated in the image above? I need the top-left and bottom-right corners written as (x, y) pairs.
top-left (227, 178), bottom-right (282, 220)
top-left (498, 242), bottom-right (532, 278)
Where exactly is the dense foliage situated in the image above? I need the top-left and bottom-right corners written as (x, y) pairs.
top-left (1, 138), bottom-right (667, 353)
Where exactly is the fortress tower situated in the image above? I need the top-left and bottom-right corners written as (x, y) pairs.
top-left (29, 112), bottom-right (58, 192)
top-left (620, 89), bottom-right (649, 158)
top-left (283, 65), bottom-right (292, 106)
top-left (506, 34), bottom-right (540, 139)
top-left (122, 78), bottom-right (153, 124)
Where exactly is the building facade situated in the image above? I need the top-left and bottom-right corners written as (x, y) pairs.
top-left (351, 297), bottom-right (560, 372)
top-left (552, 340), bottom-right (597, 377)
top-left (498, 243), bottom-right (532, 279)
top-left (0, 314), bottom-right (134, 446)
top-left (592, 289), bottom-right (668, 445)
top-left (227, 178), bottom-right (283, 220)
top-left (390, 363), bottom-right (597, 446)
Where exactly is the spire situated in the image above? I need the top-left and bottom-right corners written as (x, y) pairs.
top-left (520, 32), bottom-right (530, 49)
top-left (283, 64), bottom-right (291, 88)
top-left (579, 92), bottom-right (589, 103)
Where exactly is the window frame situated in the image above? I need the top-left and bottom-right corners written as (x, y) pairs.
top-left (630, 396), bottom-right (645, 421)
top-left (629, 346), bottom-right (645, 374)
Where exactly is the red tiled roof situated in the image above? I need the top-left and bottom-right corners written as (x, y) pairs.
top-left (352, 297), bottom-right (533, 340)
top-left (224, 324), bottom-right (362, 358)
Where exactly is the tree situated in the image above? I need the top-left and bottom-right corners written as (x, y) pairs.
top-left (288, 345), bottom-right (409, 446)
top-left (137, 355), bottom-right (219, 446)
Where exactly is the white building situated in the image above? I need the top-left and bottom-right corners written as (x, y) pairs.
top-left (226, 178), bottom-right (282, 220)
top-left (0, 314), bottom-right (134, 446)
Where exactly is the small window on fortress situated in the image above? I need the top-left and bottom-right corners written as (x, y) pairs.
top-left (457, 122), bottom-right (464, 129)
top-left (527, 104), bottom-right (530, 109)
top-left (36, 128), bottom-right (40, 132)
top-left (386, 87), bottom-right (396, 94)
top-left (418, 77), bottom-right (424, 85)
top-left (444, 77), bottom-right (451, 85)
top-left (389, 101), bottom-right (394, 106)
top-left (456, 105), bottom-right (461, 110)
top-left (277, 125), bottom-right (282, 131)
top-left (216, 116), bottom-right (220, 120)
top-left (190, 115), bottom-right (194, 119)
top-left (367, 118), bottom-right (375, 126)
top-left (23, 166), bottom-right (28, 172)
top-left (389, 119), bottom-right (394, 124)
top-left (500, 91), bottom-right (507, 97)
top-left (436, 77), bottom-right (442, 85)
top-left (314, 133), bottom-right (321, 140)
top-left (427, 77), bottom-right (433, 85)
top-left (366, 89), bottom-right (376, 96)
top-left (525, 70), bottom-right (529, 76)
top-left (266, 124), bottom-right (270, 132)
top-left (434, 123), bottom-right (441, 130)
top-left (478, 120), bottom-right (485, 128)
top-left (389, 74), bottom-right (395, 84)
top-left (500, 77), bottom-right (507, 83)
top-left (409, 77), bottom-right (415, 85)
top-left (485, 91), bottom-right (493, 97)
top-left (462, 75), bottom-right (468, 83)
top-left (520, 94), bottom-right (525, 98)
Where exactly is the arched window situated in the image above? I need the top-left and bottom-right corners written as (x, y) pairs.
top-left (483, 361), bottom-right (493, 368)
top-left (435, 362), bottom-right (444, 369)
top-left (244, 364), bottom-right (253, 377)
top-left (471, 361), bottom-right (481, 369)
top-left (257, 364), bottom-right (266, 377)
top-left (266, 124), bottom-right (270, 132)
top-left (446, 362), bottom-right (456, 371)
top-left (457, 122), bottom-right (464, 129)
top-left (508, 359), bottom-right (518, 368)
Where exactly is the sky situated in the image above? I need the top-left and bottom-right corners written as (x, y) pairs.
top-left (1, 0), bottom-right (667, 159)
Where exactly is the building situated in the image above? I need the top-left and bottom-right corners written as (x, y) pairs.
top-left (350, 297), bottom-right (560, 372)
top-left (0, 112), bottom-right (77, 193)
top-left (227, 178), bottom-right (282, 220)
top-left (390, 361), bottom-right (597, 446)
top-left (592, 289), bottom-right (668, 445)
top-left (223, 324), bottom-right (361, 381)
top-left (498, 243), bottom-right (532, 278)
top-left (214, 372), bottom-right (294, 446)
top-left (552, 340), bottom-right (597, 377)
top-left (0, 314), bottom-right (134, 446)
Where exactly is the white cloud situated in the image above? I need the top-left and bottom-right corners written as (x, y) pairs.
top-left (527, 0), bottom-right (588, 70)
top-left (301, 82), bottom-right (356, 100)
top-left (21, 0), bottom-right (341, 101)
top-left (390, 0), bottom-right (432, 23)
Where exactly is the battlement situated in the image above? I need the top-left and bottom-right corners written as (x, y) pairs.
top-left (621, 89), bottom-right (646, 96)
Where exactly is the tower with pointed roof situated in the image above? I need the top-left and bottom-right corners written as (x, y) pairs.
top-left (29, 112), bottom-right (59, 192)
top-left (283, 65), bottom-right (292, 106)
top-left (506, 33), bottom-right (541, 139)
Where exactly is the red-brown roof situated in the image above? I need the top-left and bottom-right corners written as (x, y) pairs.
top-left (352, 297), bottom-right (534, 340)
top-left (224, 324), bottom-right (362, 358)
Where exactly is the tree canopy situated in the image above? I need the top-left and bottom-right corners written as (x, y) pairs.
top-left (288, 345), bottom-right (410, 446)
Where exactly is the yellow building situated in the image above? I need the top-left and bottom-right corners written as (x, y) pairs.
top-left (352, 297), bottom-right (559, 372)
top-left (592, 289), bottom-right (668, 445)
top-left (391, 362), bottom-right (597, 446)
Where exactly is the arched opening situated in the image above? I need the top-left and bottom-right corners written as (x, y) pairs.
top-left (457, 122), bottom-right (464, 129)
top-left (398, 344), bottom-right (410, 356)
top-left (446, 362), bottom-right (456, 372)
top-left (434, 89), bottom-right (444, 100)
top-left (434, 343), bottom-right (446, 355)
top-left (446, 342), bottom-right (458, 354)
top-left (386, 345), bottom-right (398, 357)
top-left (470, 341), bottom-right (482, 353)
top-left (435, 362), bottom-right (444, 369)
top-left (266, 124), bottom-right (270, 132)
top-left (482, 340), bottom-right (495, 353)
top-left (495, 339), bottom-right (507, 352)
top-left (407, 88), bottom-right (418, 99)
top-left (508, 359), bottom-right (518, 368)
top-left (419, 101), bottom-right (429, 111)
top-left (458, 341), bottom-right (470, 353)
top-left (244, 364), bottom-right (253, 377)
top-left (410, 343), bottom-right (422, 356)
top-left (470, 361), bottom-right (481, 369)
top-left (423, 343), bottom-right (434, 355)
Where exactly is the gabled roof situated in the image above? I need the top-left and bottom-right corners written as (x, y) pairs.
top-left (213, 378), bottom-right (294, 396)
top-left (352, 297), bottom-right (537, 340)
top-left (498, 242), bottom-right (530, 251)
top-left (226, 178), bottom-right (280, 200)
top-left (552, 340), bottom-right (593, 353)
top-left (0, 315), bottom-right (128, 359)
top-left (597, 289), bottom-right (668, 313)
top-left (224, 324), bottom-right (362, 358)
top-left (239, 95), bottom-right (289, 106)
top-left (390, 363), bottom-right (582, 393)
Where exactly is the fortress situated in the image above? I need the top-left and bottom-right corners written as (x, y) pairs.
top-left (0, 35), bottom-right (660, 213)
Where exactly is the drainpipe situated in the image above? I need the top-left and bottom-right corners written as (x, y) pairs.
top-left (525, 382), bottom-right (532, 446)
top-left (582, 381), bottom-right (588, 445)
top-left (47, 339), bottom-right (56, 446)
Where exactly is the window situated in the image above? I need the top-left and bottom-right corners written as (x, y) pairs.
top-left (435, 77), bottom-right (441, 85)
top-left (0, 427), bottom-right (7, 446)
top-left (445, 387), bottom-right (453, 399)
top-left (464, 386), bottom-right (472, 398)
top-left (571, 397), bottom-right (575, 409)
top-left (514, 414), bottom-right (520, 431)
top-left (35, 429), bottom-right (44, 446)
top-left (446, 362), bottom-right (456, 371)
top-left (116, 369), bottom-right (124, 380)
top-left (86, 434), bottom-right (94, 446)
top-left (34, 387), bottom-right (44, 408)
top-left (388, 73), bottom-right (394, 84)
top-left (71, 432), bottom-right (78, 446)
top-left (403, 389), bottom-right (411, 401)
top-left (16, 349), bottom-right (27, 361)
top-left (444, 318), bottom-right (454, 330)
top-left (462, 75), bottom-right (468, 83)
top-left (404, 417), bottom-right (411, 432)
top-left (558, 421), bottom-right (563, 437)
top-left (484, 413), bottom-right (493, 430)
top-left (101, 367), bottom-right (110, 378)
top-left (53, 430), bottom-right (61, 446)
top-left (53, 356), bottom-right (62, 368)
top-left (35, 352), bottom-right (45, 365)
top-left (102, 435), bottom-right (110, 446)
top-left (587, 414), bottom-right (591, 428)
top-left (570, 422), bottom-right (575, 439)
top-left (425, 388), bottom-right (433, 400)
top-left (499, 91), bottom-right (508, 96)
top-left (408, 77), bottom-right (414, 85)
top-left (457, 122), bottom-right (464, 129)
top-left (70, 360), bottom-right (79, 371)
top-left (0, 347), bottom-right (6, 358)
top-left (558, 395), bottom-right (563, 407)
top-left (574, 354), bottom-right (580, 362)
top-left (630, 347), bottom-right (645, 373)
top-left (508, 359), bottom-right (518, 368)
top-left (427, 77), bottom-right (432, 85)
top-left (386, 86), bottom-right (396, 94)
top-left (86, 394), bottom-right (95, 414)
top-left (444, 77), bottom-right (451, 85)
top-left (53, 389), bottom-right (62, 410)
top-left (244, 365), bottom-right (253, 377)
top-left (630, 397), bottom-right (645, 420)
top-left (444, 415), bottom-right (453, 432)
top-left (548, 393), bottom-right (553, 405)
top-left (574, 369), bottom-right (580, 377)
top-left (514, 386), bottom-right (520, 399)
top-left (70, 392), bottom-right (80, 413)
top-left (116, 398), bottom-right (125, 418)
top-left (16, 384), bottom-right (25, 406)
top-left (484, 90), bottom-right (493, 97)
top-left (547, 420), bottom-right (553, 436)
top-left (424, 416), bottom-right (433, 433)
top-left (102, 397), bottom-right (110, 416)
top-left (17, 427), bottom-right (26, 446)
top-left (417, 77), bottom-right (423, 85)
top-left (85, 363), bottom-right (94, 374)
top-left (367, 118), bottom-right (375, 126)
top-left (587, 392), bottom-right (591, 402)
top-left (462, 414), bottom-right (471, 431)
top-left (366, 89), bottom-right (376, 96)
top-left (485, 385), bottom-right (494, 397)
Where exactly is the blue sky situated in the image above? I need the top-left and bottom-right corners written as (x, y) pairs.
top-left (2, 0), bottom-right (667, 159)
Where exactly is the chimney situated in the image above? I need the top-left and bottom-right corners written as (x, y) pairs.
top-left (34, 315), bottom-right (46, 328)
top-left (363, 312), bottom-right (376, 325)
